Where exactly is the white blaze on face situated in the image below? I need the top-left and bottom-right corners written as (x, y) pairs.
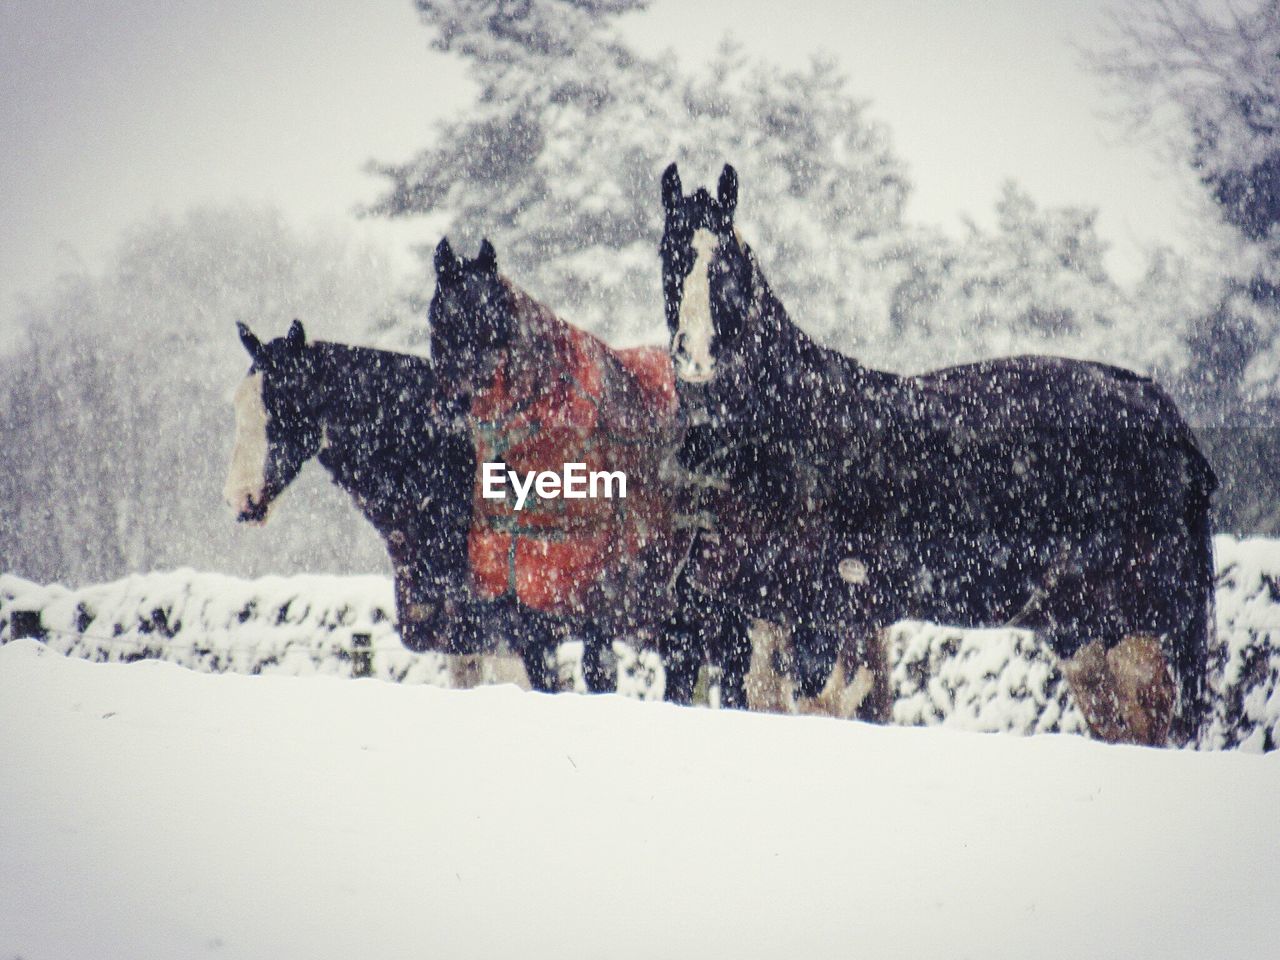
top-left (223, 373), bottom-right (270, 523)
top-left (672, 228), bottom-right (718, 383)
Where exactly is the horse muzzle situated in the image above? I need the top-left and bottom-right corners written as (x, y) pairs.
top-left (672, 330), bottom-right (717, 384)
top-left (230, 491), bottom-right (271, 525)
top-left (673, 354), bottom-right (716, 384)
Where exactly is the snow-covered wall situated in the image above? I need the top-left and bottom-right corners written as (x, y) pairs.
top-left (3, 535), bottom-right (1277, 750)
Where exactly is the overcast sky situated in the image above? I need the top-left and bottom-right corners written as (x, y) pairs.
top-left (1, 0), bottom-right (1207, 343)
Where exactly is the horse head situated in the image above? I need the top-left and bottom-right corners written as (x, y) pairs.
top-left (224, 319), bottom-right (325, 524)
top-left (659, 163), bottom-right (758, 388)
top-left (429, 237), bottom-right (518, 395)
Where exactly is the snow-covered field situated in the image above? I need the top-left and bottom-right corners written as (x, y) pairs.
top-left (0, 540), bottom-right (1278, 957)
top-left (0, 638), bottom-right (1276, 960)
top-left (4, 534), bottom-right (1278, 749)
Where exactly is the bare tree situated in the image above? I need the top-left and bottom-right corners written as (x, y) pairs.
top-left (1, 207), bottom-right (403, 585)
top-left (1089, 1), bottom-right (1280, 531)
top-left (1090, 0), bottom-right (1280, 241)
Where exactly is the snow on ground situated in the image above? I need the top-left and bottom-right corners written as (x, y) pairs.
top-left (0, 638), bottom-right (1275, 960)
top-left (4, 534), bottom-right (1278, 749)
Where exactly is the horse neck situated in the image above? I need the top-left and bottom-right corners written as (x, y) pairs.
top-left (741, 256), bottom-right (909, 435)
top-left (306, 344), bottom-right (387, 504)
top-left (302, 341), bottom-right (347, 426)
top-left (494, 278), bottom-right (573, 390)
top-left (309, 343), bottom-right (468, 535)
top-left (476, 280), bottom-right (586, 412)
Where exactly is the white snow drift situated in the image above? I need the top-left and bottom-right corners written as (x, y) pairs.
top-left (0, 639), bottom-right (1276, 960)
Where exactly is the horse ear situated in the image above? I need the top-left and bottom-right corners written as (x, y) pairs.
top-left (237, 322), bottom-right (264, 362)
top-left (434, 237), bottom-right (459, 279)
top-left (476, 238), bottom-right (498, 274)
top-left (717, 164), bottom-right (738, 219)
top-left (286, 319), bottom-right (306, 353)
top-left (661, 163), bottom-right (682, 213)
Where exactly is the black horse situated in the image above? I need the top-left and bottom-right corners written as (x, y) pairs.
top-left (429, 237), bottom-right (753, 707)
top-left (224, 320), bottom-right (579, 690)
top-left (658, 162), bottom-right (1217, 745)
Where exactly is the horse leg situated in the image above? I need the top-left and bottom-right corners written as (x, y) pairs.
top-left (1060, 633), bottom-right (1176, 747)
top-left (518, 644), bottom-right (558, 692)
top-left (481, 652), bottom-right (534, 690)
top-left (790, 625), bottom-right (848, 718)
top-left (1060, 640), bottom-right (1127, 742)
top-left (792, 627), bottom-right (893, 722)
top-left (579, 628), bottom-right (617, 694)
top-left (853, 628), bottom-right (894, 724)
top-left (507, 611), bottom-right (561, 693)
top-left (710, 606), bottom-right (752, 710)
top-left (1106, 635), bottom-right (1176, 745)
top-left (744, 620), bottom-right (796, 713)
top-left (440, 653), bottom-right (482, 689)
top-left (792, 656), bottom-right (876, 720)
top-left (435, 651), bottom-right (531, 690)
top-left (659, 602), bottom-right (708, 705)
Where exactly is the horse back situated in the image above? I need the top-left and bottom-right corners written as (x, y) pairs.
top-left (914, 355), bottom-right (1210, 475)
top-left (878, 355), bottom-right (1214, 533)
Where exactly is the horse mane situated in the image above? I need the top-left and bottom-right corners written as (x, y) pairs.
top-left (303, 341), bottom-right (468, 526)
top-left (495, 275), bottom-right (659, 408)
top-left (486, 274), bottom-right (681, 450)
top-left (731, 234), bottom-right (914, 435)
top-left (499, 278), bottom-right (565, 373)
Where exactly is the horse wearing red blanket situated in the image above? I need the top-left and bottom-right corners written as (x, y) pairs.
top-left (432, 238), bottom-right (751, 701)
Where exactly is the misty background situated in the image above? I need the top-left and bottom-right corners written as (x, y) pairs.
top-left (2, 0), bottom-right (1277, 586)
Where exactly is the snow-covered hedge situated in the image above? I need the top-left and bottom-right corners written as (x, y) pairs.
top-left (888, 624), bottom-right (1088, 737)
top-left (3, 535), bottom-right (1277, 750)
top-left (0, 569), bottom-right (436, 681)
top-left (0, 568), bottom-right (661, 697)
top-left (1203, 537), bottom-right (1280, 751)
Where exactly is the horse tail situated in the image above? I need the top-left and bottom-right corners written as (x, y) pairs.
top-left (1169, 448), bottom-right (1217, 746)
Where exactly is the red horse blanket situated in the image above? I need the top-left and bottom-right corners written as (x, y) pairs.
top-left (468, 286), bottom-right (681, 619)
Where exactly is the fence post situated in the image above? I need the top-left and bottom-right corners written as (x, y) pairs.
top-left (351, 632), bottom-right (373, 679)
top-left (9, 609), bottom-right (45, 641)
